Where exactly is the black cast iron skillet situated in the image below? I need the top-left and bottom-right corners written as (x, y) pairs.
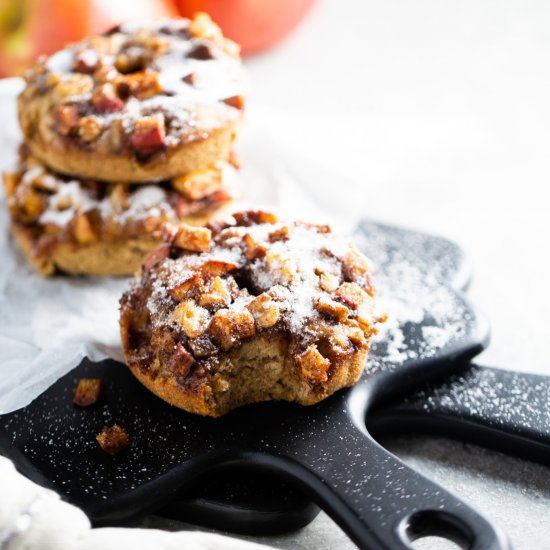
top-left (2, 220), bottom-right (545, 549)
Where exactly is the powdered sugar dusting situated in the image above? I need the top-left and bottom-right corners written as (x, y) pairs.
top-left (353, 221), bottom-right (479, 374)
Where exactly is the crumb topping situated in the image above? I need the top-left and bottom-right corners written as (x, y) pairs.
top-left (20, 14), bottom-right (245, 159)
top-left (121, 211), bottom-right (385, 388)
top-left (3, 148), bottom-right (236, 257)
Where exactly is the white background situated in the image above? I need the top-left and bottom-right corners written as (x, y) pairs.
top-left (239, 0), bottom-right (550, 548)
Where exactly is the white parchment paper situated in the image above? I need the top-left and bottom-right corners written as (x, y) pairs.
top-left (0, 79), bottom-right (363, 413)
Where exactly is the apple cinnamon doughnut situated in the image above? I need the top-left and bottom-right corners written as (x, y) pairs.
top-left (18, 14), bottom-right (245, 183)
top-left (119, 211), bottom-right (385, 417)
top-left (3, 147), bottom-right (237, 276)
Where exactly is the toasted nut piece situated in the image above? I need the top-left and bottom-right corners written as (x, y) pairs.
top-left (243, 233), bottom-right (267, 261)
top-left (72, 213), bottom-right (98, 245)
top-left (222, 95), bottom-right (244, 110)
top-left (143, 243), bottom-right (170, 271)
top-left (20, 188), bottom-right (47, 218)
top-left (96, 424), bottom-right (130, 456)
top-left (208, 308), bottom-right (255, 350)
top-left (56, 104), bottom-right (80, 136)
top-left (344, 320), bottom-right (367, 348)
top-left (297, 221), bottom-right (331, 234)
top-left (114, 71), bottom-right (163, 99)
top-left (295, 344), bottom-right (330, 385)
top-left (109, 118), bottom-right (126, 151)
top-left (72, 49), bottom-right (100, 74)
top-left (268, 225), bottom-right (291, 243)
top-left (247, 293), bottom-right (280, 329)
top-left (2, 172), bottom-right (18, 198)
top-left (265, 250), bottom-right (297, 284)
top-left (171, 300), bottom-right (210, 339)
top-left (199, 276), bottom-right (231, 310)
top-left (189, 12), bottom-right (223, 42)
top-left (92, 83), bottom-right (125, 113)
top-left (78, 115), bottom-right (103, 142)
top-left (174, 224), bottom-right (212, 252)
top-left (169, 272), bottom-right (202, 301)
top-left (318, 272), bottom-right (340, 292)
top-left (343, 244), bottom-right (375, 296)
top-left (335, 282), bottom-right (367, 309)
top-left (130, 114), bottom-right (166, 156)
top-left (357, 302), bottom-right (378, 336)
top-left (73, 378), bottom-right (103, 407)
top-left (233, 210), bottom-right (277, 226)
top-left (315, 297), bottom-right (349, 322)
top-left (188, 334), bottom-right (217, 358)
top-left (199, 259), bottom-right (238, 277)
top-left (31, 174), bottom-right (58, 193)
top-left (114, 50), bottom-right (146, 74)
top-left (54, 74), bottom-right (94, 98)
top-left (222, 38), bottom-right (240, 57)
top-left (172, 165), bottom-right (222, 201)
top-left (109, 183), bottom-right (129, 214)
top-left (168, 342), bottom-right (194, 378)
top-left (182, 72), bottom-right (196, 85)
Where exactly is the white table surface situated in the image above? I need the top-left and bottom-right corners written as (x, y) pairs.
top-left (157, 1), bottom-right (550, 548)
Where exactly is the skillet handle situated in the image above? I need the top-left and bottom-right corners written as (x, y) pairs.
top-left (369, 364), bottom-right (550, 464)
top-left (265, 407), bottom-right (510, 549)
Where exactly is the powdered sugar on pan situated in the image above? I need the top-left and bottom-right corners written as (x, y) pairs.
top-left (353, 221), bottom-right (478, 374)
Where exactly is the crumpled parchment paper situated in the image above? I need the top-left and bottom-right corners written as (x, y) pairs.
top-left (0, 78), bottom-right (364, 414)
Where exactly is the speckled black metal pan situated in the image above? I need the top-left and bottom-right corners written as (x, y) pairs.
top-left (0, 221), bottom-right (512, 550)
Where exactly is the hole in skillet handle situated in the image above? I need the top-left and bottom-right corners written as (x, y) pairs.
top-left (399, 509), bottom-right (473, 549)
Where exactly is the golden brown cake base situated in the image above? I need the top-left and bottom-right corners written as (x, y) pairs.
top-left (11, 223), bottom-right (158, 276)
top-left (123, 333), bottom-right (367, 417)
top-left (20, 109), bottom-right (241, 184)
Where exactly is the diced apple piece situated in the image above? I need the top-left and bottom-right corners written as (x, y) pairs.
top-left (247, 293), bottom-right (280, 329)
top-left (335, 282), bottom-right (367, 310)
top-left (233, 210), bottom-right (277, 226)
top-left (73, 378), bottom-right (103, 407)
top-left (168, 272), bottom-right (202, 301)
top-left (72, 213), bottom-right (98, 245)
top-left (130, 114), bottom-right (166, 156)
top-left (295, 344), bottom-right (330, 385)
top-left (168, 342), bottom-right (194, 378)
top-left (173, 224), bottom-right (212, 252)
top-left (96, 424), bottom-right (130, 455)
top-left (56, 104), bottom-right (80, 136)
top-left (315, 297), bottom-right (349, 322)
top-left (208, 308), bottom-right (255, 350)
top-left (171, 300), bottom-right (210, 339)
top-left (199, 276), bottom-right (231, 310)
top-left (92, 83), bottom-right (125, 114)
top-left (173, 165), bottom-right (222, 201)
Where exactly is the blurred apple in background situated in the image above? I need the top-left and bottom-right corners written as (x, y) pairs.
top-left (174, 0), bottom-right (317, 55)
top-left (0, 0), bottom-right (178, 77)
top-left (0, 0), bottom-right (317, 77)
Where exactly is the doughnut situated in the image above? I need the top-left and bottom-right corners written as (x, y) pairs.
top-left (17, 14), bottom-right (245, 183)
top-left (3, 146), bottom-right (237, 276)
top-left (119, 211), bottom-right (385, 417)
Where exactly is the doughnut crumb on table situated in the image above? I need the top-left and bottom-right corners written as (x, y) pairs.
top-left (18, 13), bottom-right (245, 183)
top-left (3, 146), bottom-right (237, 276)
top-left (120, 210), bottom-right (386, 417)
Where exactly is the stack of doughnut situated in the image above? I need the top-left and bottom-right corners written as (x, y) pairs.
top-left (3, 14), bottom-right (245, 276)
top-left (3, 16), bottom-right (386, 415)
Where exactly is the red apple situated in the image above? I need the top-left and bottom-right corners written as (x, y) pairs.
top-left (174, 0), bottom-right (317, 55)
top-left (0, 0), bottom-right (178, 77)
